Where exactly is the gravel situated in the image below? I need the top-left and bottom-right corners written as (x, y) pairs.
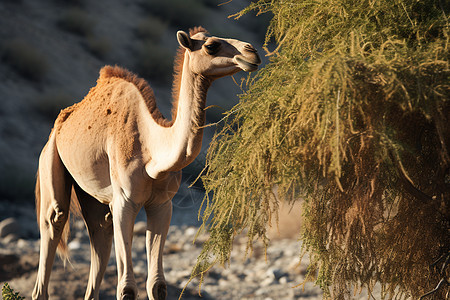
top-left (0, 199), bottom-right (324, 299)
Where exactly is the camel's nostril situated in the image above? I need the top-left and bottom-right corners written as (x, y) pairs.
top-left (244, 44), bottom-right (257, 53)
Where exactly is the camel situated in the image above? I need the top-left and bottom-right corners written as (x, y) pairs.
top-left (32, 27), bottom-right (261, 300)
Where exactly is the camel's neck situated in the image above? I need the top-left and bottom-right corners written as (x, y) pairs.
top-left (171, 52), bottom-right (211, 143)
top-left (144, 51), bottom-right (211, 179)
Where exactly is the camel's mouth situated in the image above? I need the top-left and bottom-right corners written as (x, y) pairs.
top-left (234, 55), bottom-right (260, 72)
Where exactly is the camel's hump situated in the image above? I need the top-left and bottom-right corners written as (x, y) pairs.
top-left (99, 65), bottom-right (144, 86)
top-left (98, 65), bottom-right (168, 125)
top-left (98, 65), bottom-right (157, 105)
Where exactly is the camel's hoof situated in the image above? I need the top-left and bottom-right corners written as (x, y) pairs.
top-left (152, 281), bottom-right (167, 300)
top-left (121, 288), bottom-right (135, 300)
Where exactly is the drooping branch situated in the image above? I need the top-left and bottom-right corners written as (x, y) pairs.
top-left (388, 149), bottom-right (434, 204)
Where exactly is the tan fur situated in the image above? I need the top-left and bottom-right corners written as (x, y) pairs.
top-left (171, 27), bottom-right (208, 124)
top-left (35, 170), bottom-right (72, 264)
top-left (35, 171), bottom-right (41, 244)
top-left (98, 65), bottom-right (170, 127)
top-left (33, 27), bottom-right (261, 300)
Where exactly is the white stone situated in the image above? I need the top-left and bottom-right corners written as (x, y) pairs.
top-left (279, 276), bottom-right (288, 284)
top-left (16, 238), bottom-right (30, 249)
top-left (261, 276), bottom-right (275, 286)
top-left (68, 239), bottom-right (81, 250)
top-left (185, 227), bottom-right (197, 237)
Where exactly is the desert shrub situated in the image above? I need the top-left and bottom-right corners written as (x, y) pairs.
top-left (136, 16), bottom-right (168, 41)
top-left (1, 39), bottom-right (48, 81)
top-left (135, 41), bottom-right (174, 84)
top-left (192, 1), bottom-right (449, 299)
top-left (58, 8), bottom-right (94, 37)
top-left (141, 0), bottom-right (208, 29)
top-left (2, 283), bottom-right (24, 300)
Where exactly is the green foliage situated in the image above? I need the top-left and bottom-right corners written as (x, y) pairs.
top-left (1, 39), bottom-right (48, 81)
top-left (194, 0), bottom-right (449, 299)
top-left (2, 283), bottom-right (24, 300)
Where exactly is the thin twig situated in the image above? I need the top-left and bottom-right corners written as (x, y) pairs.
top-left (419, 278), bottom-right (449, 300)
top-left (419, 250), bottom-right (450, 299)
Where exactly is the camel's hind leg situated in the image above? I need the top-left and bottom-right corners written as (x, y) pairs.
top-left (32, 131), bottom-right (72, 300)
top-left (73, 184), bottom-right (113, 300)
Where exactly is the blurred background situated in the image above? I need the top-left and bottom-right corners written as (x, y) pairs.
top-left (0, 0), bottom-right (269, 206)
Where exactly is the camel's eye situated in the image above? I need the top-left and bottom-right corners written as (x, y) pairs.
top-left (204, 41), bottom-right (221, 55)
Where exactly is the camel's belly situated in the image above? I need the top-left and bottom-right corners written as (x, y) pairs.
top-left (64, 153), bottom-right (113, 204)
top-left (56, 136), bottom-right (113, 204)
top-left (71, 161), bottom-right (113, 204)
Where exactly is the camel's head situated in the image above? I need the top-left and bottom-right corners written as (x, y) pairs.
top-left (176, 27), bottom-right (261, 79)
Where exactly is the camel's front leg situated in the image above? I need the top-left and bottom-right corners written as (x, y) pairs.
top-left (111, 196), bottom-right (141, 300)
top-left (145, 200), bottom-right (172, 300)
top-left (145, 171), bottom-right (180, 300)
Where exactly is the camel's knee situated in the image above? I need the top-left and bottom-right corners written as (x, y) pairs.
top-left (100, 211), bottom-right (113, 230)
top-left (50, 205), bottom-right (68, 225)
top-left (52, 206), bottom-right (66, 223)
top-left (41, 204), bottom-right (69, 237)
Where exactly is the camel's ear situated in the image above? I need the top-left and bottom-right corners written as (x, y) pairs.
top-left (177, 31), bottom-right (193, 50)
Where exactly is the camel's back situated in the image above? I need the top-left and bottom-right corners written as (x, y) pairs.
top-left (55, 70), bottom-right (125, 154)
top-left (55, 66), bottom-right (155, 150)
top-left (53, 66), bottom-right (154, 202)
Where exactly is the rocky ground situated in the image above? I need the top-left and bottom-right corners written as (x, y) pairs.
top-left (0, 197), bottom-right (325, 300)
